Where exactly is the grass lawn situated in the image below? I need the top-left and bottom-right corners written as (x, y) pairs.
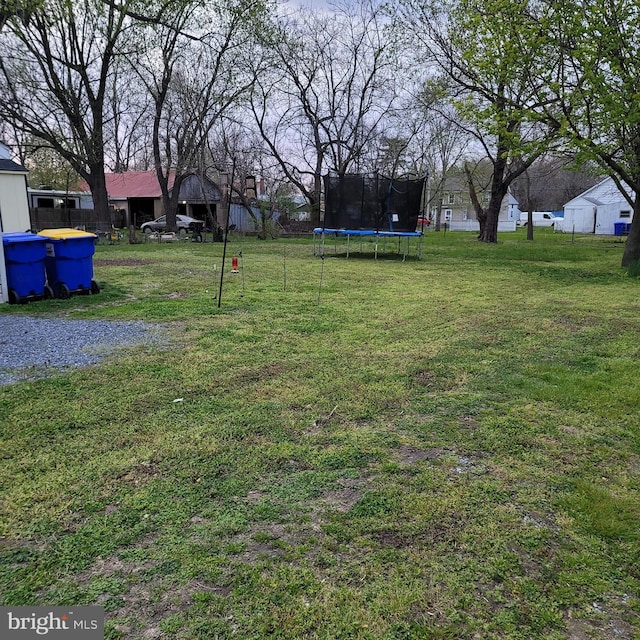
top-left (1, 227), bottom-right (639, 639)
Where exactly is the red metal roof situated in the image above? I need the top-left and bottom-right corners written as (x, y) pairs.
top-left (104, 171), bottom-right (175, 199)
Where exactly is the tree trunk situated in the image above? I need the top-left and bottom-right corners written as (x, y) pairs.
top-left (479, 196), bottom-right (502, 242)
top-left (477, 209), bottom-right (487, 239)
top-left (85, 167), bottom-right (111, 231)
top-left (478, 154), bottom-right (509, 243)
top-left (464, 163), bottom-right (486, 238)
top-left (621, 194), bottom-right (640, 266)
top-left (156, 172), bottom-right (182, 233)
top-left (524, 169), bottom-right (534, 241)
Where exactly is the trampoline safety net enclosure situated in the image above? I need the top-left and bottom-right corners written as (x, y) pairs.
top-left (323, 172), bottom-right (426, 232)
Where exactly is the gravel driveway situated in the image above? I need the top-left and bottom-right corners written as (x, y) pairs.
top-left (0, 315), bottom-right (163, 386)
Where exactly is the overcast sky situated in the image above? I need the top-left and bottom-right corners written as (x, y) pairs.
top-left (279, 0), bottom-right (335, 11)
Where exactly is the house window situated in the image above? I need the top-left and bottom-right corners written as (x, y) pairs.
top-left (444, 209), bottom-right (452, 221)
top-left (447, 193), bottom-right (456, 205)
top-left (462, 210), bottom-right (468, 221)
top-left (35, 197), bottom-right (77, 209)
top-left (620, 210), bottom-right (631, 218)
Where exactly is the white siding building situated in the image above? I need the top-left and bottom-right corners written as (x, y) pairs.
top-left (557, 177), bottom-right (634, 234)
top-left (0, 143), bottom-right (30, 303)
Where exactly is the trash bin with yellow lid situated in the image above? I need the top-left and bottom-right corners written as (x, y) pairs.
top-left (38, 228), bottom-right (100, 299)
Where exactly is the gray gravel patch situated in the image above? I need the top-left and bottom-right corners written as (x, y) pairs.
top-left (0, 315), bottom-right (165, 386)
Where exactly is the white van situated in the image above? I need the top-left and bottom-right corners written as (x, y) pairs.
top-left (518, 212), bottom-right (560, 227)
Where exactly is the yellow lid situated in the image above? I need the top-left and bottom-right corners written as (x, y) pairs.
top-left (38, 228), bottom-right (97, 240)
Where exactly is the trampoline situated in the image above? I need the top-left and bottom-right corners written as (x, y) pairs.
top-left (314, 172), bottom-right (426, 260)
top-left (313, 228), bottom-right (423, 260)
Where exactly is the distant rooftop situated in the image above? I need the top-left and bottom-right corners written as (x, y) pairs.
top-left (0, 158), bottom-right (28, 173)
top-left (77, 171), bottom-right (176, 199)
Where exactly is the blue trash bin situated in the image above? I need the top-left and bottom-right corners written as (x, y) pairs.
top-left (1, 232), bottom-right (51, 304)
top-left (614, 222), bottom-right (626, 236)
top-left (38, 228), bottom-right (100, 299)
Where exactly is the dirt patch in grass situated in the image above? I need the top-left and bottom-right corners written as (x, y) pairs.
top-left (459, 415), bottom-right (480, 430)
top-left (229, 522), bottom-right (310, 564)
top-left (111, 578), bottom-right (228, 638)
top-left (563, 606), bottom-right (637, 640)
top-left (116, 461), bottom-right (162, 487)
top-left (239, 362), bottom-right (287, 383)
top-left (63, 534), bottom-right (230, 636)
top-left (322, 486), bottom-right (363, 513)
top-left (395, 445), bottom-right (449, 465)
top-left (71, 533), bottom-right (160, 587)
top-left (371, 512), bottom-right (468, 548)
top-left (321, 477), bottom-right (371, 513)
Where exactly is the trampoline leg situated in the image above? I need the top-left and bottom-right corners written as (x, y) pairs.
top-left (334, 234), bottom-right (337, 255)
top-left (375, 236), bottom-right (379, 260)
top-left (346, 234), bottom-right (350, 258)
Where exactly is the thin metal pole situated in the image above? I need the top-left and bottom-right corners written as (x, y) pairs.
top-left (283, 248), bottom-right (287, 292)
top-left (317, 254), bottom-right (325, 304)
top-left (240, 249), bottom-right (245, 297)
top-left (218, 159), bottom-right (235, 308)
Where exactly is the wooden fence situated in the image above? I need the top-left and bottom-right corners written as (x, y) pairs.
top-left (29, 208), bottom-right (126, 233)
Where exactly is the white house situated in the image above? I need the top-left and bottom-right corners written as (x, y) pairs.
top-left (445, 190), bottom-right (521, 232)
top-left (557, 177), bottom-right (634, 234)
top-left (0, 143), bottom-right (30, 303)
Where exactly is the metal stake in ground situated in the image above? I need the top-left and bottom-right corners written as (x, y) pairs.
top-left (317, 253), bottom-right (325, 304)
top-left (240, 249), bottom-right (245, 297)
top-left (283, 248), bottom-right (287, 292)
top-left (218, 159), bottom-right (235, 308)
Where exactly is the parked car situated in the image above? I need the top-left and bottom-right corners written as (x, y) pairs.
top-left (416, 217), bottom-right (431, 228)
top-left (517, 212), bottom-right (560, 227)
top-left (140, 214), bottom-right (202, 233)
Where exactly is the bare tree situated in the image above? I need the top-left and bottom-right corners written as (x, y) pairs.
top-left (416, 86), bottom-right (470, 231)
top-left (0, 0), bottom-right (132, 224)
top-left (127, 0), bottom-right (264, 231)
top-left (104, 64), bottom-right (154, 172)
top-left (207, 121), bottom-right (294, 238)
top-left (250, 0), bottom-right (402, 225)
